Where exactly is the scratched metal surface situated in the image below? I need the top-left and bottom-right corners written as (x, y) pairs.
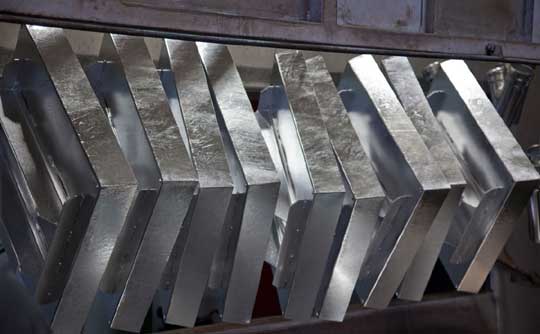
top-left (160, 39), bottom-right (232, 328)
top-left (428, 59), bottom-right (539, 293)
top-left (304, 55), bottom-right (385, 321)
top-left (197, 42), bottom-right (280, 324)
top-left (340, 54), bottom-right (449, 309)
top-left (99, 34), bottom-right (197, 333)
top-left (382, 56), bottom-right (467, 301)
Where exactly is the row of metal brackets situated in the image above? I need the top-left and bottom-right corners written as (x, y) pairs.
top-left (0, 23), bottom-right (537, 333)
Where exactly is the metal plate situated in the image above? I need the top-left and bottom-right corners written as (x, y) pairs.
top-left (159, 39), bottom-right (233, 328)
top-left (11, 25), bottom-right (139, 334)
top-left (427, 59), bottom-right (539, 292)
top-left (339, 54), bottom-right (449, 309)
top-left (303, 55), bottom-right (386, 321)
top-left (86, 37), bottom-right (161, 297)
top-left (197, 42), bottom-right (280, 324)
top-left (259, 51), bottom-right (345, 320)
top-left (0, 22), bottom-right (45, 292)
top-left (95, 34), bottom-right (197, 333)
top-left (382, 56), bottom-right (467, 301)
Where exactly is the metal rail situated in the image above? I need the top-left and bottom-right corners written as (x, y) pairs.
top-left (1, 0), bottom-right (540, 64)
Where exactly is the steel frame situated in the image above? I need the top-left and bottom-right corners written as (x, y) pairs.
top-left (0, 0), bottom-right (539, 64)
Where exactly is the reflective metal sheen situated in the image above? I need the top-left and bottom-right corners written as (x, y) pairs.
top-left (382, 56), bottom-right (466, 301)
top-left (160, 39), bottom-right (233, 328)
top-left (197, 42), bottom-right (280, 324)
top-left (99, 34), bottom-right (197, 333)
top-left (340, 55), bottom-right (449, 309)
top-left (496, 64), bottom-right (534, 126)
top-left (19, 25), bottom-right (138, 334)
top-left (0, 23), bottom-right (45, 293)
top-left (260, 51), bottom-right (345, 320)
top-left (427, 59), bottom-right (539, 292)
top-left (304, 55), bottom-right (385, 321)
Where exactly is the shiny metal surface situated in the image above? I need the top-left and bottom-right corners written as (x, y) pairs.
top-left (14, 25), bottom-right (138, 334)
top-left (258, 86), bottom-right (312, 294)
top-left (421, 61), bottom-right (441, 90)
top-left (87, 36), bottom-right (160, 297)
top-left (197, 42), bottom-right (280, 324)
top-left (0, 22), bottom-right (45, 292)
top-left (80, 34), bottom-right (162, 333)
top-left (0, 70), bottom-right (59, 262)
top-left (254, 110), bottom-right (290, 272)
top-left (0, 119), bottom-right (45, 293)
top-left (3, 29), bottom-right (92, 311)
top-left (496, 64), bottom-right (534, 126)
top-left (526, 144), bottom-right (540, 170)
top-left (382, 56), bottom-right (466, 301)
top-left (160, 39), bottom-right (233, 328)
top-left (486, 65), bottom-right (506, 105)
top-left (303, 55), bottom-right (385, 321)
top-left (339, 55), bottom-right (449, 309)
top-left (0, 22), bottom-right (536, 331)
top-left (98, 34), bottom-right (197, 333)
top-left (261, 51), bottom-right (345, 320)
top-left (428, 59), bottom-right (539, 292)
